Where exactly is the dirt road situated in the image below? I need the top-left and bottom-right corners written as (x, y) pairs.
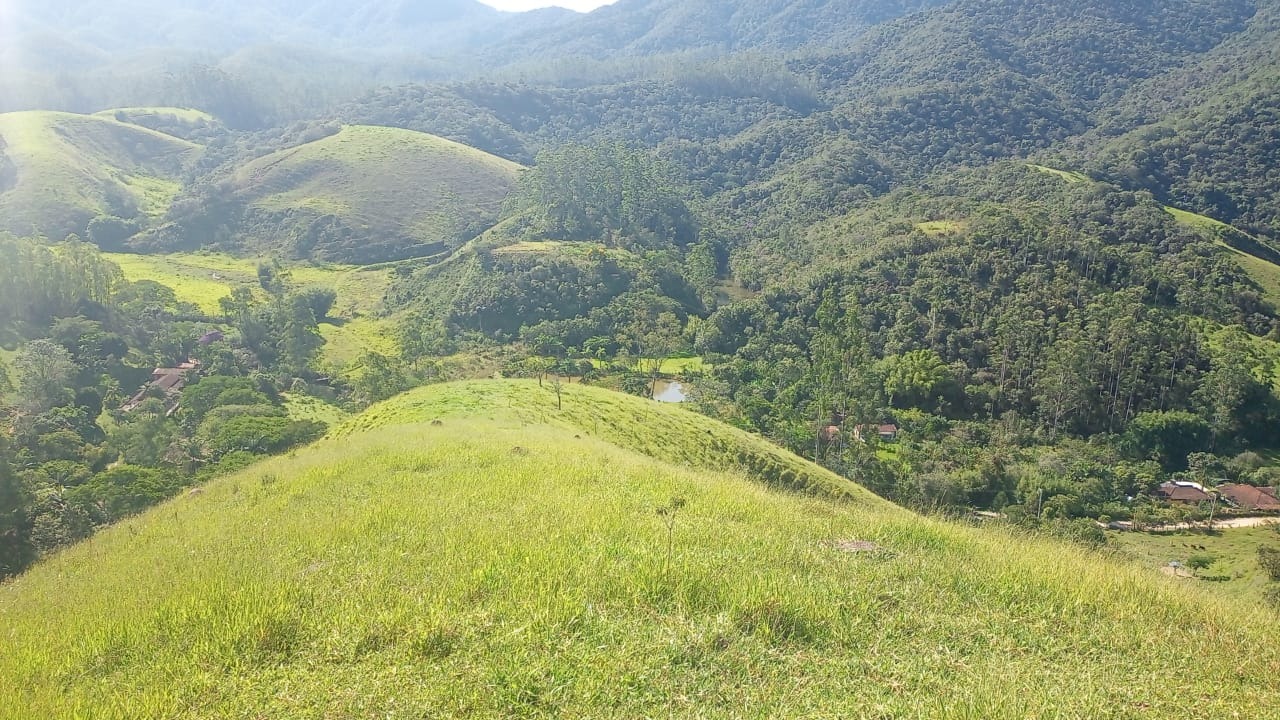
top-left (1109, 516), bottom-right (1280, 532)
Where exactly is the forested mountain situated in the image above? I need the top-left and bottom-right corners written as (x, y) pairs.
top-left (488, 0), bottom-right (950, 61)
top-left (7, 0), bottom-right (531, 58)
top-left (0, 0), bottom-right (943, 119)
top-left (1083, 0), bottom-right (1280, 237)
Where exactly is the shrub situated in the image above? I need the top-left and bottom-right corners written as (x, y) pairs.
top-left (1258, 546), bottom-right (1280, 582)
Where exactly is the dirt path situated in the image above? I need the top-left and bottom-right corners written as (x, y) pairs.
top-left (1109, 516), bottom-right (1280, 532)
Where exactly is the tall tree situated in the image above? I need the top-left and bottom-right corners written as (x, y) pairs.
top-left (0, 437), bottom-right (32, 578)
top-left (13, 340), bottom-right (78, 415)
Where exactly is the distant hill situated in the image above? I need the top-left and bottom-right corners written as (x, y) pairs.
top-left (0, 0), bottom-right (948, 121)
top-left (490, 0), bottom-right (950, 61)
top-left (2, 380), bottom-right (1277, 716)
top-left (153, 125), bottom-right (523, 264)
top-left (1083, 0), bottom-right (1280, 236)
top-left (0, 110), bottom-right (200, 240)
top-left (92, 107), bottom-right (221, 141)
top-left (7, 0), bottom-right (540, 58)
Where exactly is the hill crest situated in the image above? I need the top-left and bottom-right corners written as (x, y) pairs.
top-left (160, 124), bottom-right (523, 263)
top-left (1, 379), bottom-right (1277, 716)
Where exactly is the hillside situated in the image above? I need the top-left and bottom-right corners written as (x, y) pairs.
top-left (489, 0), bottom-right (950, 62)
top-left (0, 110), bottom-right (200, 240)
top-left (166, 125), bottom-right (523, 264)
top-left (1, 380), bottom-right (1277, 717)
top-left (1075, 0), bottom-right (1280, 233)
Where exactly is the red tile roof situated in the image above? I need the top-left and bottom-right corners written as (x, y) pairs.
top-left (1218, 484), bottom-right (1280, 511)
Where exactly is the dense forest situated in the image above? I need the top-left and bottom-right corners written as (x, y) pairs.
top-left (5, 0), bottom-right (1280, 575)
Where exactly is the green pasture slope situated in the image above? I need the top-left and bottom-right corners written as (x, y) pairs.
top-left (2, 381), bottom-right (1278, 718)
top-left (93, 107), bottom-right (217, 127)
top-left (1164, 206), bottom-right (1280, 303)
top-left (1110, 524), bottom-right (1280, 606)
top-left (0, 110), bottom-right (200, 240)
top-left (227, 125), bottom-right (523, 261)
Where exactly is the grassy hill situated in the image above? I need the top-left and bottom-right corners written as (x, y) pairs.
top-left (221, 125), bottom-right (523, 263)
top-left (92, 107), bottom-right (221, 141)
top-left (0, 110), bottom-right (201, 240)
top-left (2, 380), bottom-right (1278, 718)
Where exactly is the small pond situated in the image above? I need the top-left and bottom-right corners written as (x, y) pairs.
top-left (652, 380), bottom-right (688, 403)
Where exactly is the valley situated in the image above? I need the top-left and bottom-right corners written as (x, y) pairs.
top-left (3, 0), bottom-right (1280, 715)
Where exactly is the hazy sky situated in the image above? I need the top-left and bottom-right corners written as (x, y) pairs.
top-left (480, 0), bottom-right (617, 11)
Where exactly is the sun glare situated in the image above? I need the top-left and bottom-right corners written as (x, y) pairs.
top-left (479, 0), bottom-right (617, 12)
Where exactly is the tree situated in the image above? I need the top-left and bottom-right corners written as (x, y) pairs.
top-left (352, 352), bottom-right (413, 404)
top-left (297, 287), bottom-right (337, 322)
top-left (0, 438), bottom-right (33, 577)
top-left (1187, 553), bottom-right (1216, 577)
top-left (275, 294), bottom-right (323, 376)
top-left (1259, 546), bottom-right (1280, 583)
top-left (1196, 327), bottom-right (1271, 449)
top-left (550, 375), bottom-right (565, 410)
top-left (624, 311), bottom-right (683, 398)
top-left (1125, 411), bottom-right (1212, 471)
top-left (879, 349), bottom-right (950, 410)
top-left (108, 399), bottom-right (179, 466)
top-left (85, 215), bottom-right (140, 251)
top-left (13, 340), bottom-right (77, 415)
top-left (65, 466), bottom-right (182, 522)
top-left (521, 356), bottom-right (556, 387)
top-left (510, 143), bottom-right (698, 250)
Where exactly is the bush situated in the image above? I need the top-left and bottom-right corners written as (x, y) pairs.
top-left (1259, 546), bottom-right (1280, 583)
top-left (1187, 553), bottom-right (1216, 574)
top-left (66, 466), bottom-right (182, 522)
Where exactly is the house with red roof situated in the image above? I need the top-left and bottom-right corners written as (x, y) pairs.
top-left (1218, 484), bottom-right (1280, 512)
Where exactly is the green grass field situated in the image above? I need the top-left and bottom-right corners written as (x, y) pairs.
top-left (105, 252), bottom-right (244, 315)
top-left (3, 380), bottom-right (1275, 717)
top-left (105, 252), bottom-right (394, 315)
top-left (93, 107), bottom-right (217, 126)
top-left (659, 356), bottom-right (709, 374)
top-left (1026, 163), bottom-right (1090, 184)
top-left (317, 318), bottom-right (401, 367)
top-left (1109, 525), bottom-right (1280, 605)
top-left (282, 393), bottom-right (350, 426)
top-left (0, 110), bottom-right (200, 240)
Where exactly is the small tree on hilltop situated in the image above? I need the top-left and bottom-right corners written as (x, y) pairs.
top-left (550, 375), bottom-right (564, 410)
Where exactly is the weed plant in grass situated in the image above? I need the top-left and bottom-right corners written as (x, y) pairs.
top-left (1, 381), bottom-right (1277, 718)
